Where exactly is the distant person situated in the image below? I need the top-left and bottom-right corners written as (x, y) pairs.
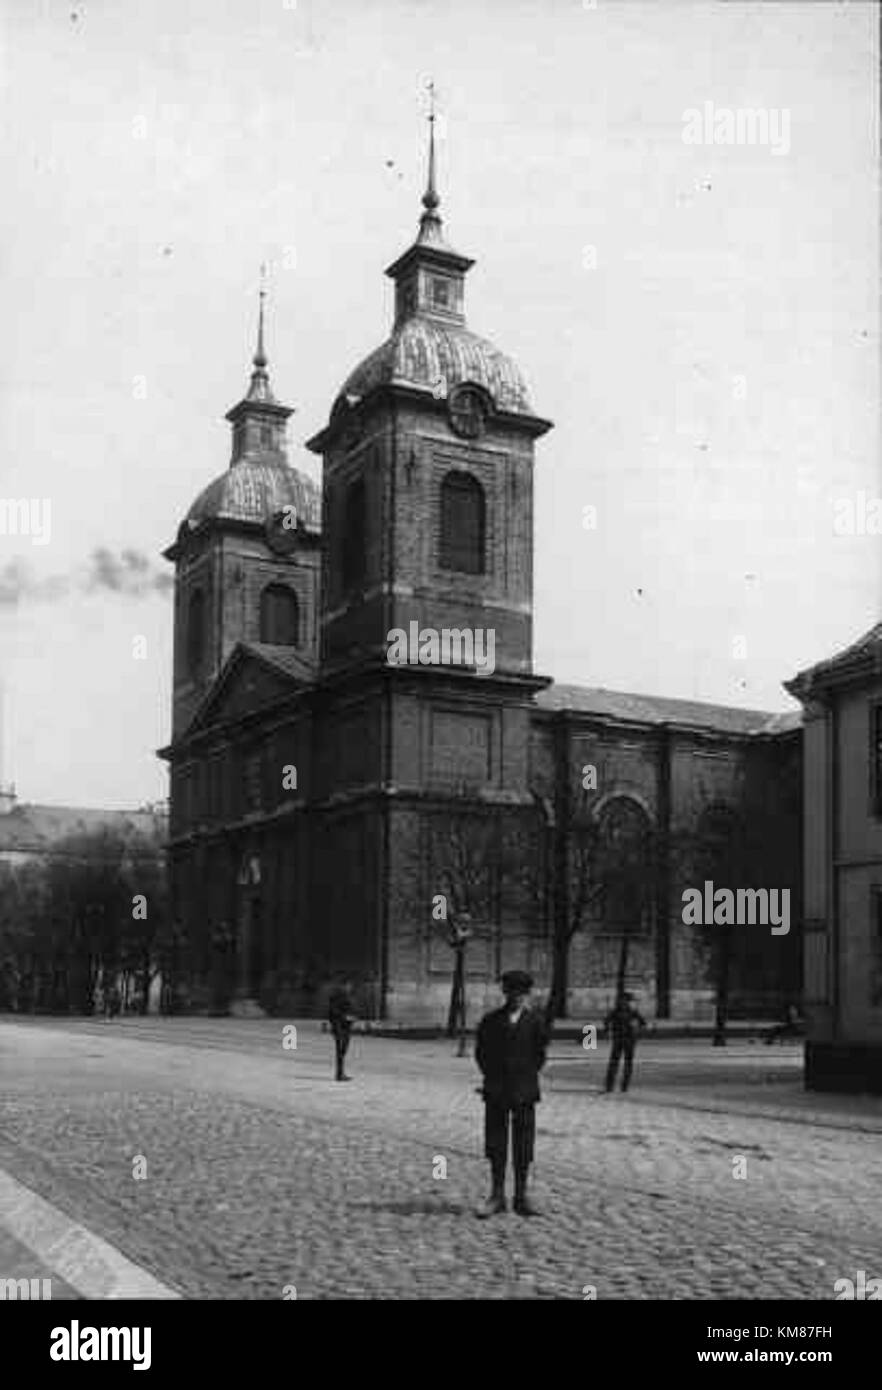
top-left (603, 991), bottom-right (646, 1093)
top-left (765, 1003), bottom-right (802, 1044)
top-left (474, 970), bottom-right (548, 1218)
top-left (104, 980), bottom-right (122, 1022)
top-left (328, 980), bottom-right (355, 1082)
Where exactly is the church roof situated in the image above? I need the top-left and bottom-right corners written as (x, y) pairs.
top-left (310, 100), bottom-right (546, 441)
top-left (536, 684), bottom-right (801, 737)
top-left (786, 619), bottom-right (882, 699)
top-left (340, 315), bottom-right (533, 416)
top-left (239, 641), bottom-right (317, 682)
top-left (185, 459), bottom-right (321, 532)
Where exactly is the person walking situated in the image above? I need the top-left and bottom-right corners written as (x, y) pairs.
top-left (603, 990), bottom-right (646, 1093)
top-left (327, 979), bottom-right (355, 1082)
top-left (474, 970), bottom-right (548, 1218)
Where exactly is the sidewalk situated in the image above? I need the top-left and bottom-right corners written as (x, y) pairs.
top-left (344, 1018), bottom-right (785, 1042)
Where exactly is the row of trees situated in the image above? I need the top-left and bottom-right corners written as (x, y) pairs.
top-left (0, 829), bottom-right (173, 1016)
top-left (433, 786), bottom-right (799, 1041)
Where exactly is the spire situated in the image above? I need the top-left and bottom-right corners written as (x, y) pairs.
top-left (384, 85), bottom-right (474, 320)
top-left (247, 264), bottom-right (276, 403)
top-left (417, 81), bottom-right (443, 247)
top-left (254, 264), bottom-right (268, 368)
top-left (225, 268), bottom-right (293, 464)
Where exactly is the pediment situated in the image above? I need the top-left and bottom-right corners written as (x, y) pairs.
top-left (184, 642), bottom-right (312, 736)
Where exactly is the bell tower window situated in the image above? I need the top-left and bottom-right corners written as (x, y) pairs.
top-left (260, 583), bottom-right (299, 646)
top-left (440, 471), bottom-right (485, 574)
top-left (341, 476), bottom-right (367, 592)
top-left (187, 589), bottom-right (206, 678)
top-left (260, 423), bottom-right (273, 448)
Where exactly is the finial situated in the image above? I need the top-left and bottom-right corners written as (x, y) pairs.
top-left (422, 80), bottom-right (440, 213)
top-left (244, 264), bottom-right (276, 404)
top-left (254, 262), bottom-right (268, 369)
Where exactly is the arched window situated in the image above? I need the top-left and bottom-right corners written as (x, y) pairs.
top-left (597, 797), bottom-right (654, 932)
top-left (260, 584), bottom-right (299, 646)
top-left (694, 804), bottom-right (744, 884)
top-left (341, 476), bottom-right (366, 592)
top-left (440, 471), bottom-right (485, 574)
top-left (187, 590), bottom-right (206, 678)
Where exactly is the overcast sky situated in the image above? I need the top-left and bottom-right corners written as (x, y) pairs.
top-left (1, 0), bottom-right (878, 807)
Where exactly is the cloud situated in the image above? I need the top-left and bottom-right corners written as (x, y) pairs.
top-left (0, 549), bottom-right (173, 608)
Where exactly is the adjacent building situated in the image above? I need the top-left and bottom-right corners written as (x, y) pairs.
top-left (786, 622), bottom-right (882, 1091)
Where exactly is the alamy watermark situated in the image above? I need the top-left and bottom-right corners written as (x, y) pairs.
top-left (386, 623), bottom-right (496, 676)
top-left (682, 881), bottom-right (790, 935)
top-left (0, 1276), bottom-right (52, 1299)
top-left (832, 491), bottom-right (882, 536)
top-left (0, 498), bottom-right (51, 545)
top-left (834, 1270), bottom-right (882, 1300)
top-left (682, 102), bottom-right (790, 156)
top-left (50, 1321), bottom-right (151, 1370)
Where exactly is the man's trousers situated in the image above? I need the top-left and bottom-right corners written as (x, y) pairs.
top-left (605, 1038), bottom-right (636, 1092)
top-left (332, 1028), bottom-right (351, 1079)
top-left (484, 1100), bottom-right (536, 1187)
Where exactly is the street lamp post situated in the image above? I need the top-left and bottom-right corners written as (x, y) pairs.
top-left (448, 912), bottom-right (472, 1058)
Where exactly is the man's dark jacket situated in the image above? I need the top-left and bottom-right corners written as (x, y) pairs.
top-left (328, 989), bottom-right (353, 1034)
top-left (475, 1006), bottom-right (548, 1106)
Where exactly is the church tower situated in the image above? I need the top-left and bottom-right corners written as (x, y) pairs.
top-left (306, 107), bottom-right (553, 1019)
top-left (165, 285), bottom-right (321, 738)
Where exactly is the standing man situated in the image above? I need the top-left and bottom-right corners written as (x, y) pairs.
top-left (603, 990), bottom-right (646, 1093)
top-left (474, 970), bottom-right (548, 1218)
top-left (327, 978), bottom-right (355, 1082)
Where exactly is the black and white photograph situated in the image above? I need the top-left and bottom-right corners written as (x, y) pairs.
top-left (0, 0), bottom-right (879, 1350)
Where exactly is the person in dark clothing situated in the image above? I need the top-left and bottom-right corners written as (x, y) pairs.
top-left (327, 981), bottom-right (355, 1081)
top-left (104, 982), bottom-right (122, 1021)
top-left (603, 991), bottom-right (646, 1092)
top-left (474, 970), bottom-right (548, 1218)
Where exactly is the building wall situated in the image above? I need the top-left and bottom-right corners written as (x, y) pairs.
top-left (835, 682), bottom-right (882, 1044)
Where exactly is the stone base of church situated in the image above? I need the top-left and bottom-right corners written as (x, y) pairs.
top-left (805, 1040), bottom-right (882, 1094)
top-left (381, 982), bottom-right (720, 1026)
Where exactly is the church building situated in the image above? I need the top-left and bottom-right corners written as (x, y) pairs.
top-left (160, 122), bottom-right (801, 1024)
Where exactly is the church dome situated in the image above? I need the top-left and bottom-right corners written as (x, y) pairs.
top-left (340, 314), bottom-right (533, 416)
top-left (185, 458), bottom-right (321, 533)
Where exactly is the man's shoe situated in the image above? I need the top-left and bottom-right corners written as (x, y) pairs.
top-left (336, 1074), bottom-right (353, 1082)
top-left (513, 1196), bottom-right (540, 1218)
top-left (475, 1194), bottom-right (507, 1219)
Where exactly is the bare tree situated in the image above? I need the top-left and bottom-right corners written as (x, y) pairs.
top-left (546, 790), bottom-right (656, 1024)
top-left (431, 812), bottom-right (498, 1051)
top-left (676, 803), bottom-right (751, 1046)
top-left (430, 806), bottom-right (544, 1045)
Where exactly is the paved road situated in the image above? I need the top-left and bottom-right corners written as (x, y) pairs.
top-left (0, 1017), bottom-right (879, 1299)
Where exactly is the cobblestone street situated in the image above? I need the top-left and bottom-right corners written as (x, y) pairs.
top-left (1, 1018), bottom-right (880, 1300)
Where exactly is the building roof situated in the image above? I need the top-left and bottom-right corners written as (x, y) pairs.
top-left (536, 684), bottom-right (802, 737)
top-left (786, 620), bottom-right (882, 699)
top-left (240, 641), bottom-right (317, 683)
top-left (0, 802), bottom-right (166, 856)
top-left (185, 458), bottom-right (321, 533)
top-left (339, 314), bottom-right (534, 417)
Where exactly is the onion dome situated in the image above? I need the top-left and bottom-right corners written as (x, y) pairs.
top-left (308, 92), bottom-right (550, 452)
top-left (167, 281), bottom-right (321, 560)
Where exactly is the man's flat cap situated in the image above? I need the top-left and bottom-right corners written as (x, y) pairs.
top-left (501, 970), bottom-right (534, 992)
